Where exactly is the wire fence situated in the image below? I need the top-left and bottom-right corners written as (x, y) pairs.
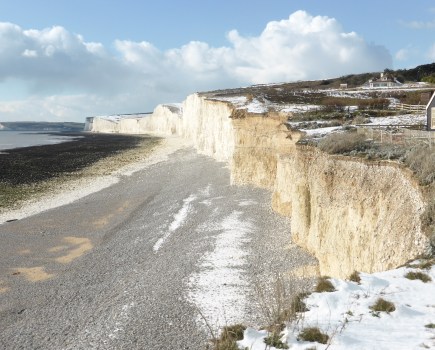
top-left (357, 125), bottom-right (435, 148)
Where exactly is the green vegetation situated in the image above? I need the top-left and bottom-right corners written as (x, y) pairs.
top-left (405, 271), bottom-right (432, 283)
top-left (297, 327), bottom-right (329, 344)
top-left (425, 323), bottom-right (435, 329)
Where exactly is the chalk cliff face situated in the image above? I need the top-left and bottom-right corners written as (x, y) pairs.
top-left (181, 94), bottom-right (234, 162)
top-left (87, 93), bottom-right (432, 278)
top-left (272, 148), bottom-right (430, 277)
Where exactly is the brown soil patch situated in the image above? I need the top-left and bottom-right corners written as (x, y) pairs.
top-left (54, 237), bottom-right (93, 264)
top-left (13, 267), bottom-right (54, 282)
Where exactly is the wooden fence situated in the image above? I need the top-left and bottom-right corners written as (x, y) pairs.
top-left (392, 103), bottom-right (426, 112)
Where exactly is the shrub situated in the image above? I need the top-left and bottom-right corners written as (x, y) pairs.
top-left (264, 333), bottom-right (289, 349)
top-left (410, 259), bottom-right (435, 270)
top-left (298, 327), bottom-right (329, 344)
top-left (213, 324), bottom-right (246, 350)
top-left (369, 298), bottom-right (396, 314)
top-left (292, 292), bottom-right (309, 313)
top-left (425, 323), bottom-right (435, 329)
top-left (318, 132), bottom-right (369, 155)
top-left (349, 271), bottom-right (361, 284)
top-left (403, 145), bottom-right (435, 185)
top-left (405, 271), bottom-right (432, 283)
top-left (315, 277), bottom-right (336, 293)
top-left (254, 273), bottom-right (312, 327)
top-left (421, 200), bottom-right (435, 229)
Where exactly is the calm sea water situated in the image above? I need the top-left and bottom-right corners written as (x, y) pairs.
top-left (0, 131), bottom-right (81, 151)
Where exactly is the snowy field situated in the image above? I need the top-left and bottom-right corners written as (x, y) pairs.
top-left (239, 262), bottom-right (435, 349)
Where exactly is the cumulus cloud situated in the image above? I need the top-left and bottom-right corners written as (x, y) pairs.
top-left (0, 11), bottom-right (392, 121)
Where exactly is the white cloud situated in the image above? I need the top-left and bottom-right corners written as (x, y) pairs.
top-left (0, 11), bottom-right (392, 122)
top-left (400, 19), bottom-right (435, 29)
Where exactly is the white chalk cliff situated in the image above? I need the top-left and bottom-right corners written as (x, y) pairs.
top-left (85, 93), bottom-right (433, 278)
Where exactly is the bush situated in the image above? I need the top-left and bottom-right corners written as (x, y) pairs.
top-left (264, 333), bottom-right (289, 349)
top-left (315, 277), bottom-right (336, 293)
top-left (410, 259), bottom-right (435, 270)
top-left (213, 324), bottom-right (246, 350)
top-left (349, 271), bottom-right (361, 284)
top-left (403, 145), bottom-right (435, 185)
top-left (298, 327), bottom-right (329, 344)
top-left (369, 298), bottom-right (396, 314)
top-left (292, 292), bottom-right (309, 312)
top-left (405, 271), bottom-right (432, 283)
top-left (425, 323), bottom-right (435, 329)
top-left (318, 132), bottom-right (369, 155)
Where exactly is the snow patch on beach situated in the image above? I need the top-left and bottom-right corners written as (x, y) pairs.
top-left (239, 263), bottom-right (435, 350)
top-left (153, 194), bottom-right (196, 252)
top-left (188, 211), bottom-right (254, 328)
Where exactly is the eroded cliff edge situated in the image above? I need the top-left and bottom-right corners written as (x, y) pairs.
top-left (85, 93), bottom-right (433, 278)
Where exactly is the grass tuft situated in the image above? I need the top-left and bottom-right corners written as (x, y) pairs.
top-left (212, 324), bottom-right (246, 350)
top-left (318, 131), bottom-right (369, 155)
top-left (369, 298), bottom-right (396, 314)
top-left (315, 277), bottom-right (336, 293)
top-left (264, 332), bottom-right (289, 349)
top-left (298, 327), bottom-right (329, 344)
top-left (405, 271), bottom-right (432, 283)
top-left (348, 271), bottom-right (361, 284)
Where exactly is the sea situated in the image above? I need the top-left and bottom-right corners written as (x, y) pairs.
top-left (0, 131), bottom-right (82, 151)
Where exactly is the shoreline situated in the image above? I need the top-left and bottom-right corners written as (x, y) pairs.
top-left (0, 136), bottom-right (193, 224)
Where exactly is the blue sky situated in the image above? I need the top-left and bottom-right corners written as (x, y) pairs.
top-left (0, 0), bottom-right (434, 122)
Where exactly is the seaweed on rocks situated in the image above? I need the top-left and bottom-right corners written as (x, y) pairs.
top-left (0, 133), bottom-right (154, 186)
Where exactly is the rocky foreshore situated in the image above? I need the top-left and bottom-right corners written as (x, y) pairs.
top-left (0, 133), bottom-right (180, 223)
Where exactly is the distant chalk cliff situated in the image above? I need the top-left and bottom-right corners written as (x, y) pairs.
top-left (86, 93), bottom-right (433, 278)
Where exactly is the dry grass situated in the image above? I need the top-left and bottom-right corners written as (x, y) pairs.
top-left (318, 132), bottom-right (369, 155)
top-left (403, 145), bottom-right (435, 186)
top-left (315, 277), bottom-right (336, 293)
top-left (370, 298), bottom-right (396, 314)
top-left (348, 271), bottom-right (361, 284)
top-left (211, 324), bottom-right (246, 350)
top-left (263, 333), bottom-right (289, 349)
top-left (405, 271), bottom-right (432, 283)
top-left (297, 327), bottom-right (329, 344)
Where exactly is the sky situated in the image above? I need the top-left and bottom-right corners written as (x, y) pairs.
top-left (1, 0), bottom-right (435, 122)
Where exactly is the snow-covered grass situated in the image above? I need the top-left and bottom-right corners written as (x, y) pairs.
top-left (238, 262), bottom-right (435, 350)
top-left (365, 113), bottom-right (426, 126)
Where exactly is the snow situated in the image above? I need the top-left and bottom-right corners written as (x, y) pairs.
top-left (153, 194), bottom-right (196, 252)
top-left (281, 104), bottom-right (321, 113)
top-left (365, 114), bottom-right (426, 126)
top-left (188, 211), bottom-right (253, 328)
top-left (208, 96), bottom-right (247, 108)
top-left (238, 263), bottom-right (435, 350)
